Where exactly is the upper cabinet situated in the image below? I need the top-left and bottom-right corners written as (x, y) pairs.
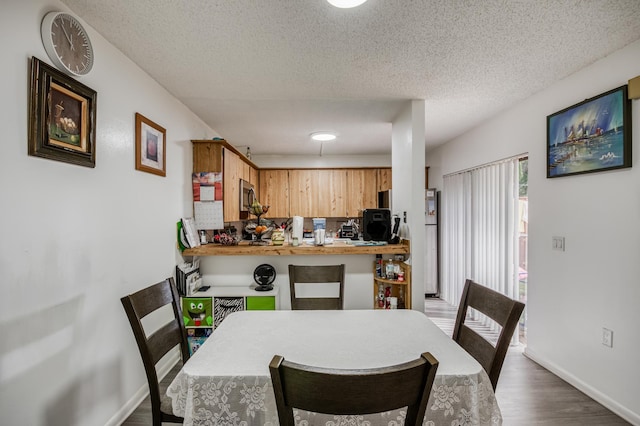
top-left (259, 169), bottom-right (289, 218)
top-left (318, 169), bottom-right (348, 217)
top-left (346, 169), bottom-right (378, 217)
top-left (223, 149), bottom-right (243, 222)
top-left (192, 140), bottom-right (258, 223)
top-left (193, 142), bottom-right (223, 173)
top-left (263, 168), bottom-right (384, 218)
top-left (192, 141), bottom-right (389, 221)
top-left (377, 168), bottom-right (392, 192)
top-left (289, 169), bottom-right (317, 217)
top-left (289, 169), bottom-right (347, 218)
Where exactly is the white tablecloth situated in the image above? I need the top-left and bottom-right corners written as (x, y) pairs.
top-left (167, 310), bottom-right (502, 425)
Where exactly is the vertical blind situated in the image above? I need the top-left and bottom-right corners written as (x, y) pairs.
top-left (441, 157), bottom-right (520, 332)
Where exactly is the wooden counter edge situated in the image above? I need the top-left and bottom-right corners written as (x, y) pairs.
top-left (182, 241), bottom-right (410, 257)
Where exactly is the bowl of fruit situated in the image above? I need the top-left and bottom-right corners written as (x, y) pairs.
top-left (213, 232), bottom-right (238, 246)
top-left (245, 222), bottom-right (274, 241)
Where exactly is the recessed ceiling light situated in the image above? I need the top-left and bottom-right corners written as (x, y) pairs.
top-left (310, 132), bottom-right (337, 141)
top-left (327, 0), bottom-right (368, 8)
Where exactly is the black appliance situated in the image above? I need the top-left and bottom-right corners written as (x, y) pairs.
top-left (253, 264), bottom-right (276, 291)
top-left (362, 209), bottom-right (391, 241)
top-left (338, 224), bottom-right (358, 240)
top-left (378, 189), bottom-right (392, 210)
top-left (239, 179), bottom-right (255, 220)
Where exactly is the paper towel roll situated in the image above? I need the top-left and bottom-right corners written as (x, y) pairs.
top-left (292, 216), bottom-right (304, 242)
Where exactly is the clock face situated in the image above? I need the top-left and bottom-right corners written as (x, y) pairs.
top-left (41, 12), bottom-right (94, 76)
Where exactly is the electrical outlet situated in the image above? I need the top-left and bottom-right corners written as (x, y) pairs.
top-left (602, 328), bottom-right (613, 348)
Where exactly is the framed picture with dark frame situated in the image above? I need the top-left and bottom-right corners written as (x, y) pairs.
top-left (547, 85), bottom-right (631, 178)
top-left (28, 56), bottom-right (97, 168)
top-left (135, 112), bottom-right (166, 176)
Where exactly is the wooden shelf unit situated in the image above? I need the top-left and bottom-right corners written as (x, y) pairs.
top-left (182, 286), bottom-right (279, 354)
top-left (372, 260), bottom-right (411, 309)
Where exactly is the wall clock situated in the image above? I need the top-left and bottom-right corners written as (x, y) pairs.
top-left (41, 11), bottom-right (94, 77)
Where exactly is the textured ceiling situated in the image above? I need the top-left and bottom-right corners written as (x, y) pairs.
top-left (61, 0), bottom-right (640, 157)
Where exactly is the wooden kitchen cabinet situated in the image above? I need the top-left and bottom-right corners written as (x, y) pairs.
top-left (249, 166), bottom-right (259, 194)
top-left (223, 149), bottom-right (243, 222)
top-left (377, 168), bottom-right (392, 192)
top-left (192, 140), bottom-right (259, 223)
top-left (193, 141), bottom-right (223, 173)
top-left (259, 169), bottom-right (290, 218)
top-left (192, 141), bottom-right (386, 221)
top-left (318, 169), bottom-right (347, 217)
top-left (289, 169), bottom-right (347, 217)
top-left (289, 169), bottom-right (315, 217)
top-left (346, 169), bottom-right (378, 217)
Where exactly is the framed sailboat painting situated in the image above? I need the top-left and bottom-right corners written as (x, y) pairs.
top-left (547, 85), bottom-right (631, 178)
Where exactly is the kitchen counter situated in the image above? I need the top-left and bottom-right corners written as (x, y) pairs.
top-left (182, 240), bottom-right (409, 257)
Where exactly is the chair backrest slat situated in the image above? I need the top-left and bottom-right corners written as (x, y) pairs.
top-left (129, 281), bottom-right (175, 319)
top-left (147, 320), bottom-right (187, 365)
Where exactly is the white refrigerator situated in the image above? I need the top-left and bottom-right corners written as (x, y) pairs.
top-left (425, 189), bottom-right (439, 295)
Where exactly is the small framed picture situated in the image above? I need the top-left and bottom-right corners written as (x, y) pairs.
top-left (135, 112), bottom-right (166, 176)
top-left (28, 57), bottom-right (97, 168)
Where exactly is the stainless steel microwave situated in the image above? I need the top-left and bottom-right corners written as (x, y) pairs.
top-left (240, 179), bottom-right (255, 218)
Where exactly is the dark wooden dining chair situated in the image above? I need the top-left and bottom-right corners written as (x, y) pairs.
top-left (269, 352), bottom-right (439, 426)
top-left (452, 278), bottom-right (525, 390)
top-left (120, 277), bottom-right (190, 426)
top-left (288, 264), bottom-right (345, 310)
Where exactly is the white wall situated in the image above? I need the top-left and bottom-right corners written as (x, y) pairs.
top-left (427, 39), bottom-right (640, 423)
top-left (0, 1), bottom-right (216, 425)
top-left (198, 255), bottom-right (375, 310)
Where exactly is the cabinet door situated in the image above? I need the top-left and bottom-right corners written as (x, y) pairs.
top-left (193, 142), bottom-right (223, 173)
top-left (289, 169), bottom-right (317, 217)
top-left (223, 149), bottom-right (242, 222)
top-left (317, 169), bottom-right (347, 217)
top-left (213, 297), bottom-right (244, 328)
top-left (259, 169), bottom-right (289, 218)
top-left (246, 296), bottom-right (276, 310)
top-left (242, 162), bottom-right (251, 183)
top-left (347, 169), bottom-right (378, 217)
top-left (289, 169), bottom-right (347, 217)
top-left (377, 168), bottom-right (392, 191)
top-left (182, 297), bottom-right (213, 327)
top-left (249, 166), bottom-right (259, 197)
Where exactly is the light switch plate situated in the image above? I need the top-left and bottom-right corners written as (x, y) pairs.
top-left (552, 236), bottom-right (565, 251)
top-left (602, 328), bottom-right (613, 348)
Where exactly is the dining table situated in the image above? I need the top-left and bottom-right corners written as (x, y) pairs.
top-left (167, 309), bottom-right (502, 425)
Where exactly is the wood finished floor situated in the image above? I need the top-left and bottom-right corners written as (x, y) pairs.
top-left (424, 297), bottom-right (629, 426)
top-left (122, 299), bottom-right (630, 425)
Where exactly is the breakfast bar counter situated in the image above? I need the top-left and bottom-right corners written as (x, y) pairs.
top-left (182, 240), bottom-right (409, 257)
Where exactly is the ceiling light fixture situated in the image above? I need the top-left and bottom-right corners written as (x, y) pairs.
top-left (327, 0), bottom-right (368, 8)
top-left (310, 132), bottom-right (337, 141)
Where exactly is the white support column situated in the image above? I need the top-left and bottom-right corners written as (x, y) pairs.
top-left (392, 100), bottom-right (426, 311)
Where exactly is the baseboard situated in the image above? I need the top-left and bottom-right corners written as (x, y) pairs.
top-left (523, 347), bottom-right (640, 425)
top-left (104, 352), bottom-right (181, 426)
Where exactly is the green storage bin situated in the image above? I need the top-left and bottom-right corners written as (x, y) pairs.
top-left (246, 296), bottom-right (276, 311)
